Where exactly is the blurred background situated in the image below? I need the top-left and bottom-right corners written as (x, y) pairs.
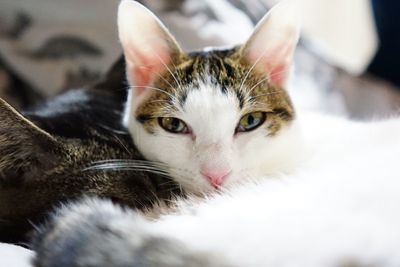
top-left (1, 0), bottom-right (399, 119)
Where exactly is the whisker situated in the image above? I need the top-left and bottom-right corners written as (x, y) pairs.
top-left (148, 99), bottom-right (171, 104)
top-left (96, 123), bottom-right (129, 135)
top-left (239, 46), bottom-right (272, 94)
top-left (247, 76), bottom-right (270, 94)
top-left (241, 53), bottom-right (290, 98)
top-left (84, 164), bottom-right (169, 172)
top-left (85, 159), bottom-right (195, 194)
top-left (89, 159), bottom-right (166, 164)
top-left (269, 68), bottom-right (290, 79)
top-left (146, 100), bottom-right (178, 114)
top-left (84, 166), bottom-right (171, 178)
top-left (89, 159), bottom-right (169, 166)
top-left (138, 66), bottom-right (177, 90)
top-left (132, 40), bottom-right (181, 93)
top-left (250, 91), bottom-right (281, 99)
top-left (83, 159), bottom-right (172, 176)
top-left (246, 68), bottom-right (290, 96)
top-left (147, 49), bottom-right (183, 92)
top-left (129, 85), bottom-right (176, 100)
top-left (111, 135), bottom-right (132, 156)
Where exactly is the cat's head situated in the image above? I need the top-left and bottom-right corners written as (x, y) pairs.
top-left (119, 0), bottom-right (303, 193)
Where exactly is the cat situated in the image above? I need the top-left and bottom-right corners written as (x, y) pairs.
top-left (33, 1), bottom-right (400, 267)
top-left (0, 58), bottom-right (181, 245)
top-left (119, 0), bottom-right (303, 194)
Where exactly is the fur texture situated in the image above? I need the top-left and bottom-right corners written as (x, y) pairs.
top-left (0, 58), bottom-right (180, 244)
top-left (34, 112), bottom-right (400, 267)
top-left (119, 0), bottom-right (302, 193)
top-left (33, 198), bottom-right (230, 267)
top-left (32, 1), bottom-right (400, 266)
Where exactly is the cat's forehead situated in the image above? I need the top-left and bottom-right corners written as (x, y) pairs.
top-left (152, 47), bottom-right (289, 109)
top-left (150, 47), bottom-right (254, 110)
top-left (177, 47), bottom-right (244, 88)
top-left (135, 47), bottom-right (295, 135)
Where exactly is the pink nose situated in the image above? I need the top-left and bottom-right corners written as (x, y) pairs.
top-left (201, 167), bottom-right (231, 188)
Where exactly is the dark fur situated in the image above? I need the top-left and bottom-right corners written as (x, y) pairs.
top-left (0, 58), bottom-right (181, 245)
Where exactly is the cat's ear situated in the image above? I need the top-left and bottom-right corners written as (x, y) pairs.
top-left (0, 98), bottom-right (63, 184)
top-left (118, 0), bottom-right (183, 95)
top-left (240, 0), bottom-right (301, 87)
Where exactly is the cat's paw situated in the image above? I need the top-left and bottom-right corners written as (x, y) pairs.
top-left (33, 197), bottom-right (229, 267)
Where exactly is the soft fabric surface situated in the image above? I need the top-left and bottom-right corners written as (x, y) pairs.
top-left (0, 243), bottom-right (33, 267)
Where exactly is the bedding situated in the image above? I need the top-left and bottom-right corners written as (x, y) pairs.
top-left (0, 243), bottom-right (33, 267)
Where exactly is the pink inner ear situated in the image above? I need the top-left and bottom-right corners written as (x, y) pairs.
top-left (132, 66), bottom-right (154, 95)
top-left (125, 43), bottom-right (172, 96)
top-left (268, 64), bottom-right (288, 87)
top-left (248, 43), bottom-right (293, 88)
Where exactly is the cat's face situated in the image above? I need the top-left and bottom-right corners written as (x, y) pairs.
top-left (118, 0), bottom-right (302, 193)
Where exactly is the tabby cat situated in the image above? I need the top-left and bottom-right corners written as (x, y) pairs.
top-left (0, 58), bottom-right (180, 244)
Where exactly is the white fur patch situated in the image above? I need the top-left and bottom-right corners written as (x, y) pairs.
top-left (145, 112), bottom-right (400, 266)
top-left (128, 77), bottom-right (301, 193)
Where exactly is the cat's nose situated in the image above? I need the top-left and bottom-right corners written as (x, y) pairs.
top-left (201, 167), bottom-right (231, 188)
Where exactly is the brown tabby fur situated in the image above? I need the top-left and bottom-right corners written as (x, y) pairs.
top-left (0, 58), bottom-right (181, 245)
top-left (136, 47), bottom-right (294, 137)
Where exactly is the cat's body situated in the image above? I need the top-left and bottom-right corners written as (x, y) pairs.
top-left (0, 58), bottom-right (180, 244)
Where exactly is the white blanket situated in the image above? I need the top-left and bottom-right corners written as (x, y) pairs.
top-left (0, 244), bottom-right (33, 267)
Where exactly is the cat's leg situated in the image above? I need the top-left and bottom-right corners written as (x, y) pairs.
top-left (33, 198), bottom-right (230, 267)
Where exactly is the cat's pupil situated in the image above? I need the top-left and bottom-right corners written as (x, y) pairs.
top-left (171, 118), bottom-right (181, 131)
top-left (248, 115), bottom-right (255, 126)
top-left (237, 112), bottom-right (266, 133)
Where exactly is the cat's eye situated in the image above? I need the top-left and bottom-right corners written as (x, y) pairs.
top-left (158, 117), bottom-right (189, 134)
top-left (236, 112), bottom-right (266, 133)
